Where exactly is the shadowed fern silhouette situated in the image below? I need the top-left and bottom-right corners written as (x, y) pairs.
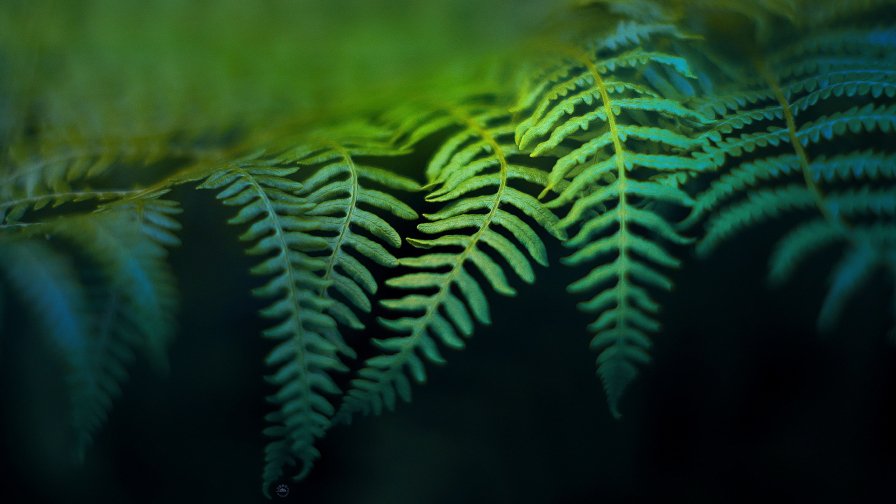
top-left (688, 12), bottom-right (896, 332)
top-left (0, 194), bottom-right (180, 458)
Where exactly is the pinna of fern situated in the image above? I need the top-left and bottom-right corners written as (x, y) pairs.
top-left (514, 20), bottom-right (714, 418)
top-left (688, 15), bottom-right (896, 332)
top-left (333, 99), bottom-right (565, 424)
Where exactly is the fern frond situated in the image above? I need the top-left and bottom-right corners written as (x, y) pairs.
top-left (812, 151), bottom-right (896, 182)
top-left (515, 23), bottom-right (710, 417)
top-left (279, 130), bottom-right (420, 339)
top-left (334, 103), bottom-right (564, 423)
top-left (802, 0), bottom-right (896, 27)
top-left (1, 133), bottom-right (213, 201)
top-left (818, 241), bottom-right (881, 331)
top-left (57, 196), bottom-right (181, 367)
top-left (597, 21), bottom-right (687, 52)
top-left (199, 162), bottom-right (343, 495)
top-left (0, 240), bottom-right (93, 434)
top-left (702, 103), bottom-right (896, 165)
top-left (52, 196), bottom-right (180, 454)
top-left (0, 194), bottom-right (180, 458)
top-left (0, 189), bottom-right (138, 226)
top-left (768, 219), bottom-right (846, 285)
top-left (698, 186), bottom-right (814, 255)
top-left (692, 17), bottom-right (896, 333)
top-left (768, 27), bottom-right (896, 68)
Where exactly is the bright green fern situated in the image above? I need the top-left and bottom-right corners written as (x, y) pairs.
top-left (514, 22), bottom-right (714, 417)
top-left (335, 100), bottom-right (565, 423)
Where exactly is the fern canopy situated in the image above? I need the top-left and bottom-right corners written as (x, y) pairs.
top-left (1, 0), bottom-right (895, 499)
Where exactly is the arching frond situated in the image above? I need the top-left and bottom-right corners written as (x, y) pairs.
top-left (0, 189), bottom-right (138, 226)
top-left (200, 131), bottom-right (419, 493)
top-left (200, 161), bottom-right (342, 494)
top-left (515, 22), bottom-right (711, 417)
top-left (334, 102), bottom-right (564, 423)
top-left (277, 127), bottom-right (419, 338)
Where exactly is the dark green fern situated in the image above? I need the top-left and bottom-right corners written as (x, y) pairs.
top-left (199, 128), bottom-right (420, 493)
top-left (690, 17), bottom-right (896, 332)
top-left (0, 193), bottom-right (180, 458)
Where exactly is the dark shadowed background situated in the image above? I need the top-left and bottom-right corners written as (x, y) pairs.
top-left (1, 183), bottom-right (894, 503)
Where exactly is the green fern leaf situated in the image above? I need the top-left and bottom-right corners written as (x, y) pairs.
top-left (0, 240), bottom-right (94, 431)
top-left (282, 132), bottom-right (419, 336)
top-left (200, 162), bottom-right (344, 495)
top-left (334, 103), bottom-right (563, 423)
top-left (515, 24), bottom-right (710, 417)
top-left (0, 189), bottom-right (138, 226)
top-left (692, 20), bottom-right (896, 332)
top-left (818, 241), bottom-right (880, 331)
top-left (54, 196), bottom-right (180, 454)
top-left (1, 132), bottom-right (212, 202)
top-left (768, 219), bottom-right (846, 285)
